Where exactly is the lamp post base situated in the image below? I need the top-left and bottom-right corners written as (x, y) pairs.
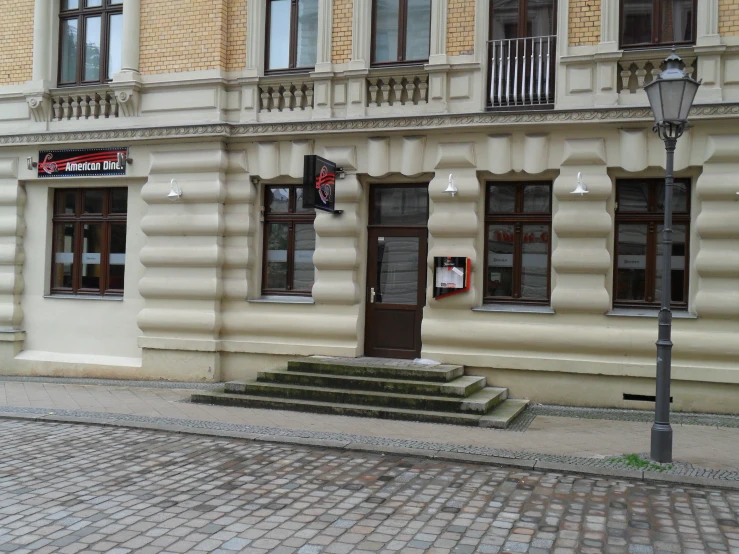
top-left (650, 423), bottom-right (673, 463)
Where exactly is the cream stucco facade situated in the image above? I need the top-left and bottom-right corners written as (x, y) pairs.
top-left (0, 0), bottom-right (738, 413)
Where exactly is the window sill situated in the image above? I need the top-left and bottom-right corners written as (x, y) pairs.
top-left (248, 295), bottom-right (315, 305)
top-left (606, 308), bottom-right (697, 319)
top-left (472, 304), bottom-right (555, 314)
top-left (44, 294), bottom-right (123, 301)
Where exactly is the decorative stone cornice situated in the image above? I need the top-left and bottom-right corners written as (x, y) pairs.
top-left (0, 104), bottom-right (738, 146)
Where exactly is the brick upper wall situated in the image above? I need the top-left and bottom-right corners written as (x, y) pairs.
top-left (227, 0), bottom-right (247, 71)
top-left (569, 0), bottom-right (600, 46)
top-left (0, 0), bottom-right (34, 85)
top-left (332, 0), bottom-right (353, 64)
top-left (140, 0), bottom-right (227, 75)
top-left (719, 0), bottom-right (739, 36)
top-left (447, 0), bottom-right (475, 56)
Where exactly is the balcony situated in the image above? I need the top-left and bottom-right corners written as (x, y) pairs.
top-left (488, 35), bottom-right (557, 110)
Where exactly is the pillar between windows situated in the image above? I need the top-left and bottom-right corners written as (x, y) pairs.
top-left (428, 0), bottom-right (447, 65)
top-left (696, 0), bottom-right (720, 46)
top-left (598, 0), bottom-right (620, 52)
top-left (314, 0), bottom-right (333, 73)
top-left (350, 0), bottom-right (371, 70)
top-left (245, 0), bottom-right (266, 77)
top-left (117, 0), bottom-right (141, 77)
top-left (31, 0), bottom-right (53, 84)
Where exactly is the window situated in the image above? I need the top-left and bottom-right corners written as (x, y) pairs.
top-left (372, 0), bottom-right (431, 65)
top-left (58, 0), bottom-right (124, 86)
top-left (490, 0), bottom-right (556, 40)
top-left (262, 186), bottom-right (316, 294)
top-left (620, 0), bottom-right (695, 48)
top-left (51, 188), bottom-right (128, 296)
top-left (266, 0), bottom-right (319, 72)
top-left (484, 182), bottom-right (552, 304)
top-left (614, 179), bottom-right (690, 308)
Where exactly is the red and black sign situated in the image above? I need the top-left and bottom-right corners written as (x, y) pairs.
top-left (302, 155), bottom-right (341, 214)
top-left (37, 148), bottom-right (128, 178)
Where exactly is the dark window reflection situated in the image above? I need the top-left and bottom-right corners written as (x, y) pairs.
top-left (487, 224), bottom-right (515, 297)
top-left (616, 224), bottom-right (648, 302)
top-left (374, 187), bottom-right (429, 226)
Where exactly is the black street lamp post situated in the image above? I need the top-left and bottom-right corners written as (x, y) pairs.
top-left (643, 50), bottom-right (701, 464)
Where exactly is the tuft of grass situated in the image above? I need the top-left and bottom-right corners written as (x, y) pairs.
top-left (608, 453), bottom-right (673, 472)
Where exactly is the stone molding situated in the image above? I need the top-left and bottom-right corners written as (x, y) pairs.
top-left (3, 104), bottom-right (739, 146)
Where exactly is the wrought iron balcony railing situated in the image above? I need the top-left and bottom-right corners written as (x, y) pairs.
top-left (488, 35), bottom-right (556, 109)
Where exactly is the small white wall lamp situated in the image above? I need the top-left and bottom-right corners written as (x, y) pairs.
top-left (571, 172), bottom-right (589, 196)
top-left (26, 157), bottom-right (37, 170)
top-left (117, 151), bottom-right (133, 166)
top-left (444, 174), bottom-right (458, 197)
top-left (168, 179), bottom-right (183, 201)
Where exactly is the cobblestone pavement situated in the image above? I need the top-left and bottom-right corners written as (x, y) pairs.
top-left (1, 380), bottom-right (739, 479)
top-left (2, 420), bottom-right (739, 554)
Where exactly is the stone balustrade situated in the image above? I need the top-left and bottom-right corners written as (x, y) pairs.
top-left (258, 81), bottom-right (315, 113)
top-left (51, 90), bottom-right (120, 121)
top-left (366, 74), bottom-right (429, 108)
top-left (618, 56), bottom-right (697, 96)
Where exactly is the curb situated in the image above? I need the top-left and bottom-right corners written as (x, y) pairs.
top-left (2, 412), bottom-right (738, 491)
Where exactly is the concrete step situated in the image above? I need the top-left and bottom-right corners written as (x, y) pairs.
top-left (191, 390), bottom-right (527, 428)
top-left (224, 380), bottom-right (508, 415)
top-left (286, 357), bottom-right (464, 382)
top-left (253, 370), bottom-right (487, 398)
top-left (190, 390), bottom-right (487, 426)
top-left (479, 399), bottom-right (530, 429)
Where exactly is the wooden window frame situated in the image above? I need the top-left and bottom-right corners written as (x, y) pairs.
top-left (370, 0), bottom-right (431, 67)
top-left (50, 188), bottom-right (127, 296)
top-left (262, 185), bottom-right (316, 296)
top-left (619, 0), bottom-right (697, 49)
top-left (613, 178), bottom-right (691, 309)
top-left (488, 0), bottom-right (558, 40)
top-left (57, 0), bottom-right (124, 87)
top-left (483, 181), bottom-right (552, 305)
top-left (264, 0), bottom-right (317, 74)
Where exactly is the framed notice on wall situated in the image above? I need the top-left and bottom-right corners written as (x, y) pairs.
top-left (433, 257), bottom-right (471, 299)
top-left (37, 148), bottom-right (128, 178)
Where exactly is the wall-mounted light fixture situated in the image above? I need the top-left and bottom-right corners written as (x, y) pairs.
top-left (444, 174), bottom-right (458, 197)
top-left (168, 179), bottom-right (183, 201)
top-left (26, 157), bottom-right (37, 171)
top-left (571, 172), bottom-right (589, 196)
top-left (117, 151), bottom-right (133, 166)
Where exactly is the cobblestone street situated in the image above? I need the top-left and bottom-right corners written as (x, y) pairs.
top-left (1, 421), bottom-right (739, 554)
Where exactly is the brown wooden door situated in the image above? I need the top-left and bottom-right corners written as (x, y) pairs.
top-left (364, 185), bottom-right (429, 359)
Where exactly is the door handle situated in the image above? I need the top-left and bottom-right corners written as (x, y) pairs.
top-left (370, 287), bottom-right (375, 304)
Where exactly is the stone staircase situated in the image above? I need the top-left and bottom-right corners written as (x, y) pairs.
top-left (191, 357), bottom-right (529, 428)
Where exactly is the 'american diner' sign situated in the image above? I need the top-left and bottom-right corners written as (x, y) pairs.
top-left (37, 147), bottom-right (128, 178)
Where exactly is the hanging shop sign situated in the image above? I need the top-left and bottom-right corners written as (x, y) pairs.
top-left (37, 147), bottom-right (128, 178)
top-left (433, 257), bottom-right (471, 299)
top-left (302, 155), bottom-right (342, 214)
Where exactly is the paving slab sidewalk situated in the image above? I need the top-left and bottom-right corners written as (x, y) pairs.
top-left (1, 378), bottom-right (739, 488)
